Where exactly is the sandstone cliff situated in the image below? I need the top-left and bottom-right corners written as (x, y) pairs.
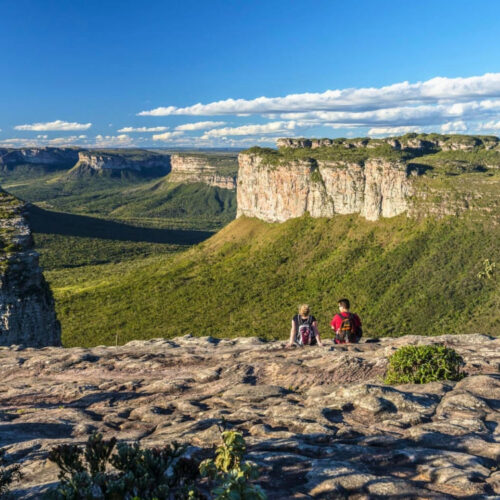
top-left (2, 334), bottom-right (499, 497)
top-left (169, 154), bottom-right (237, 190)
top-left (238, 133), bottom-right (500, 223)
top-left (277, 133), bottom-right (500, 152)
top-left (68, 150), bottom-right (171, 178)
top-left (237, 153), bottom-right (411, 222)
top-left (0, 191), bottom-right (60, 347)
top-left (0, 147), bottom-right (80, 170)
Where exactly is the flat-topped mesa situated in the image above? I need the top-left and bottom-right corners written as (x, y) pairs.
top-left (237, 152), bottom-right (411, 222)
top-left (277, 133), bottom-right (500, 152)
top-left (68, 150), bottom-right (171, 178)
top-left (0, 147), bottom-right (80, 170)
top-left (238, 133), bottom-right (500, 223)
top-left (0, 191), bottom-right (60, 347)
top-left (169, 153), bottom-right (238, 190)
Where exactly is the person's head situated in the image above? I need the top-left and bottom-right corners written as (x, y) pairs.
top-left (299, 304), bottom-right (310, 316)
top-left (338, 298), bottom-right (350, 312)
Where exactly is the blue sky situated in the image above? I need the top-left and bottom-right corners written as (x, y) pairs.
top-left (1, 0), bottom-right (500, 148)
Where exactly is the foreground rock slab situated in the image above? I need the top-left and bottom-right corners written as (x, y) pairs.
top-left (0, 334), bottom-right (499, 498)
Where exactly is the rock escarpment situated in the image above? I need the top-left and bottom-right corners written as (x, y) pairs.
top-left (0, 147), bottom-right (80, 170)
top-left (237, 153), bottom-right (411, 222)
top-left (1, 334), bottom-right (499, 498)
top-left (277, 134), bottom-right (500, 152)
top-left (68, 150), bottom-right (171, 178)
top-left (238, 133), bottom-right (500, 223)
top-left (169, 154), bottom-right (238, 190)
top-left (0, 191), bottom-right (60, 347)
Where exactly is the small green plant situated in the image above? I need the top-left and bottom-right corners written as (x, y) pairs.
top-left (384, 344), bottom-right (466, 384)
top-left (478, 259), bottom-right (496, 280)
top-left (0, 448), bottom-right (22, 496)
top-left (200, 431), bottom-right (267, 500)
top-left (47, 431), bottom-right (266, 499)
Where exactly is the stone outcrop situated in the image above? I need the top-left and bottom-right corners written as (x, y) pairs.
top-left (237, 153), bottom-right (411, 221)
top-left (0, 147), bottom-right (80, 170)
top-left (68, 150), bottom-right (171, 178)
top-left (169, 154), bottom-right (237, 190)
top-left (1, 334), bottom-right (499, 498)
top-left (0, 192), bottom-right (60, 347)
top-left (277, 134), bottom-right (500, 152)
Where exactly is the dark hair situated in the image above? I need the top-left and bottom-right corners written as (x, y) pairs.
top-left (338, 298), bottom-right (350, 310)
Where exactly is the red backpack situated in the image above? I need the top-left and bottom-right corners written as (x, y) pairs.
top-left (335, 313), bottom-right (361, 344)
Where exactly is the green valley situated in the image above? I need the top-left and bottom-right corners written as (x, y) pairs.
top-left (48, 214), bottom-right (499, 347)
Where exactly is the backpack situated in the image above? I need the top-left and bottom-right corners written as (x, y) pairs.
top-left (295, 315), bottom-right (315, 345)
top-left (335, 313), bottom-right (362, 344)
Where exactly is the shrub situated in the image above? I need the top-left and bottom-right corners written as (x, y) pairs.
top-left (384, 344), bottom-right (466, 384)
top-left (200, 430), bottom-right (267, 500)
top-left (46, 433), bottom-right (198, 499)
top-left (46, 431), bottom-right (266, 499)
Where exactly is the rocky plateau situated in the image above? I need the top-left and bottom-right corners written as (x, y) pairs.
top-left (237, 154), bottom-right (411, 222)
top-left (1, 333), bottom-right (499, 498)
top-left (68, 150), bottom-right (171, 178)
top-left (169, 154), bottom-right (238, 190)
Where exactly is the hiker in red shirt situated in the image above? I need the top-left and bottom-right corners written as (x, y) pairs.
top-left (331, 298), bottom-right (362, 344)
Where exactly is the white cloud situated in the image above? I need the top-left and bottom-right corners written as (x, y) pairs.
top-left (94, 134), bottom-right (135, 147)
top-left (175, 121), bottom-right (226, 131)
top-left (36, 134), bottom-right (48, 139)
top-left (117, 126), bottom-right (169, 133)
top-left (202, 121), bottom-right (298, 138)
top-left (151, 131), bottom-right (184, 141)
top-left (368, 126), bottom-right (425, 137)
top-left (440, 120), bottom-right (468, 133)
top-left (138, 73), bottom-right (500, 116)
top-left (478, 120), bottom-right (500, 130)
top-left (14, 120), bottom-right (92, 131)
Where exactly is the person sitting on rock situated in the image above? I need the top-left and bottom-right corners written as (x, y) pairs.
top-left (331, 298), bottom-right (362, 344)
top-left (288, 304), bottom-right (324, 347)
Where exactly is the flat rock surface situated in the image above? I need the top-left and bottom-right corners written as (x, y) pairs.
top-left (0, 333), bottom-right (499, 498)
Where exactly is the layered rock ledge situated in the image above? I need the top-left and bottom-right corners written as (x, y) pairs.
top-left (169, 154), bottom-right (238, 190)
top-left (1, 334), bottom-right (499, 498)
top-left (0, 192), bottom-right (60, 347)
top-left (237, 153), bottom-right (411, 222)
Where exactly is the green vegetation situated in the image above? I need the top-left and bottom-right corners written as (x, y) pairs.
top-left (243, 144), bottom-right (411, 166)
top-left (200, 431), bottom-right (266, 500)
top-left (6, 174), bottom-right (236, 228)
top-left (47, 431), bottom-right (265, 499)
top-left (45, 214), bottom-right (499, 347)
top-left (384, 344), bottom-right (465, 384)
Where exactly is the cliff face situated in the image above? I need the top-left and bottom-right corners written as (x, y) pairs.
top-left (169, 154), bottom-right (237, 190)
top-left (0, 147), bottom-right (80, 169)
top-left (237, 154), bottom-right (411, 222)
top-left (68, 150), bottom-right (171, 178)
top-left (277, 134), bottom-right (500, 152)
top-left (0, 191), bottom-right (60, 347)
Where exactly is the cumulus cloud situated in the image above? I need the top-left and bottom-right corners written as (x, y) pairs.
top-left (138, 73), bottom-right (500, 116)
top-left (14, 120), bottom-right (92, 131)
top-left (478, 120), bottom-right (500, 130)
top-left (94, 134), bottom-right (135, 147)
top-left (117, 126), bottom-right (169, 133)
top-left (175, 121), bottom-right (226, 131)
top-left (151, 131), bottom-right (184, 141)
top-left (440, 120), bottom-right (468, 133)
top-left (368, 126), bottom-right (425, 137)
top-left (202, 121), bottom-right (298, 138)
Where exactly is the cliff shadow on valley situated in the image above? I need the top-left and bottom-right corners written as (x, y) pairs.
top-left (26, 205), bottom-right (214, 246)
